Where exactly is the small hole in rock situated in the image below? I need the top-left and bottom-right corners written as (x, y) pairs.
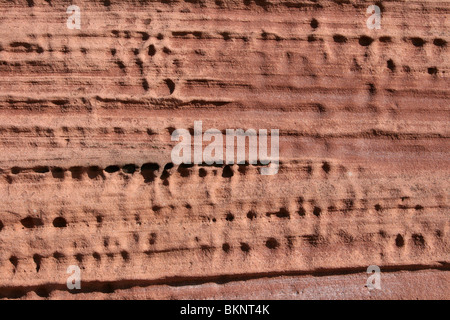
top-left (310, 18), bottom-right (319, 29)
top-left (149, 233), bottom-right (157, 245)
top-left (222, 165), bottom-right (233, 178)
top-left (53, 252), bottom-right (64, 260)
top-left (322, 162), bottom-right (331, 173)
top-left (298, 207), bottom-right (306, 216)
top-left (313, 206), bottom-right (322, 217)
top-left (148, 44), bottom-right (156, 56)
top-left (387, 59), bottom-right (396, 72)
top-left (120, 251), bottom-right (130, 261)
top-left (164, 163), bottom-right (174, 171)
top-left (428, 67), bottom-right (438, 75)
top-left (247, 211), bottom-right (257, 220)
top-left (53, 217), bottom-right (67, 228)
top-left (199, 168), bottom-right (207, 177)
top-left (51, 167), bottom-right (65, 179)
top-left (222, 243), bottom-right (230, 253)
top-left (411, 37), bottom-right (425, 47)
top-left (226, 213), bottom-right (234, 222)
top-left (379, 36), bottom-right (392, 43)
top-left (105, 165), bottom-right (120, 173)
top-left (333, 34), bottom-right (347, 43)
top-left (87, 166), bottom-right (103, 179)
top-left (9, 256), bottom-right (18, 268)
top-left (164, 79), bottom-right (175, 94)
top-left (265, 237), bottom-right (279, 249)
top-left (433, 38), bottom-right (447, 47)
top-left (395, 234), bottom-right (404, 247)
top-left (141, 163), bottom-right (160, 182)
top-left (33, 254), bottom-right (43, 272)
top-left (359, 35), bottom-right (374, 46)
top-left (412, 233), bottom-right (425, 247)
top-left (11, 167), bottom-right (21, 174)
top-left (21, 216), bottom-right (43, 229)
top-left (33, 166), bottom-right (49, 173)
top-left (69, 166), bottom-right (84, 180)
top-left (240, 243), bottom-right (250, 252)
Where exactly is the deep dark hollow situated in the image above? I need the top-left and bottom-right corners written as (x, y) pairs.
top-left (52, 217), bottom-right (67, 228)
top-left (395, 234), bottom-right (405, 247)
top-left (240, 243), bottom-right (250, 252)
top-left (359, 35), bottom-right (374, 46)
top-left (265, 237), bottom-right (280, 249)
top-left (222, 243), bottom-right (230, 253)
top-left (222, 165), bottom-right (233, 178)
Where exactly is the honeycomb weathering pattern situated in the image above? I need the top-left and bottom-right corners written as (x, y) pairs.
top-left (0, 0), bottom-right (448, 300)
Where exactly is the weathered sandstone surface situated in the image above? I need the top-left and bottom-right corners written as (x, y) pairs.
top-left (0, 0), bottom-right (448, 299)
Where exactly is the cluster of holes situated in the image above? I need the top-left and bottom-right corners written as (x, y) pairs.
top-left (0, 216), bottom-right (69, 230)
top-left (4, 161), bottom-right (273, 183)
top-left (330, 35), bottom-right (447, 48)
top-left (221, 238), bottom-right (281, 252)
top-left (15, 249), bottom-right (137, 270)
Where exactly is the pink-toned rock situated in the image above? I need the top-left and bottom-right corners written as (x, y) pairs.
top-left (0, 0), bottom-right (448, 299)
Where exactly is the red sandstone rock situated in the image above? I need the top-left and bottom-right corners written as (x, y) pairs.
top-left (0, 0), bottom-right (448, 300)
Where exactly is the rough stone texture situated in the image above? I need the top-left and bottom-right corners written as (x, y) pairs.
top-left (0, 0), bottom-right (448, 299)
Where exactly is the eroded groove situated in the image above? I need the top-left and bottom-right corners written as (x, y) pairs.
top-left (0, 263), bottom-right (448, 299)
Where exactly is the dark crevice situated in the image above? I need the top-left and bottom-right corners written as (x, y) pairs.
top-left (387, 59), bottom-right (396, 72)
top-left (33, 254), bottom-right (43, 272)
top-left (164, 79), bottom-right (175, 94)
